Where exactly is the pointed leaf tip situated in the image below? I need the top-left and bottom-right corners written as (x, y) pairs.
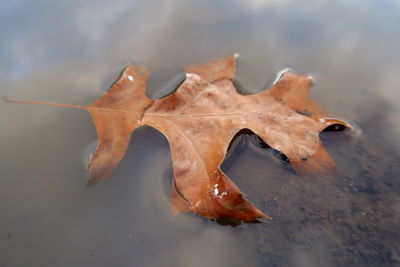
top-left (185, 54), bottom-right (237, 82)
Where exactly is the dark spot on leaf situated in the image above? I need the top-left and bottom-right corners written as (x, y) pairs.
top-left (175, 168), bottom-right (189, 177)
top-left (297, 109), bottom-right (312, 117)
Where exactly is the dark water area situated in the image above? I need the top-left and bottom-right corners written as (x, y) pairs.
top-left (1, 0), bottom-right (400, 266)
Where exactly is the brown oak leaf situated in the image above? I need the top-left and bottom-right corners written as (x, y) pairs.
top-left (5, 55), bottom-right (353, 221)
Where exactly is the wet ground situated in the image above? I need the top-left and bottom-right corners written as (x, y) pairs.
top-left (1, 0), bottom-right (400, 266)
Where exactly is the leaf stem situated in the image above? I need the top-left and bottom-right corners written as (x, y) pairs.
top-left (3, 96), bottom-right (83, 109)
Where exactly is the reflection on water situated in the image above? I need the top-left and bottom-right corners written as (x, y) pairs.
top-left (1, 0), bottom-right (400, 266)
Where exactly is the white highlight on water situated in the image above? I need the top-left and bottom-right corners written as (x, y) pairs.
top-left (272, 68), bottom-right (291, 85)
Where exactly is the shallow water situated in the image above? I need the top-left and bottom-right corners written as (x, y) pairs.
top-left (1, 0), bottom-right (400, 266)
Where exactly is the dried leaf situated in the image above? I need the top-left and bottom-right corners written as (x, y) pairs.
top-left (5, 55), bottom-right (353, 221)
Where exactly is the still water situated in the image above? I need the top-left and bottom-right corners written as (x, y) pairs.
top-left (1, 0), bottom-right (400, 266)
